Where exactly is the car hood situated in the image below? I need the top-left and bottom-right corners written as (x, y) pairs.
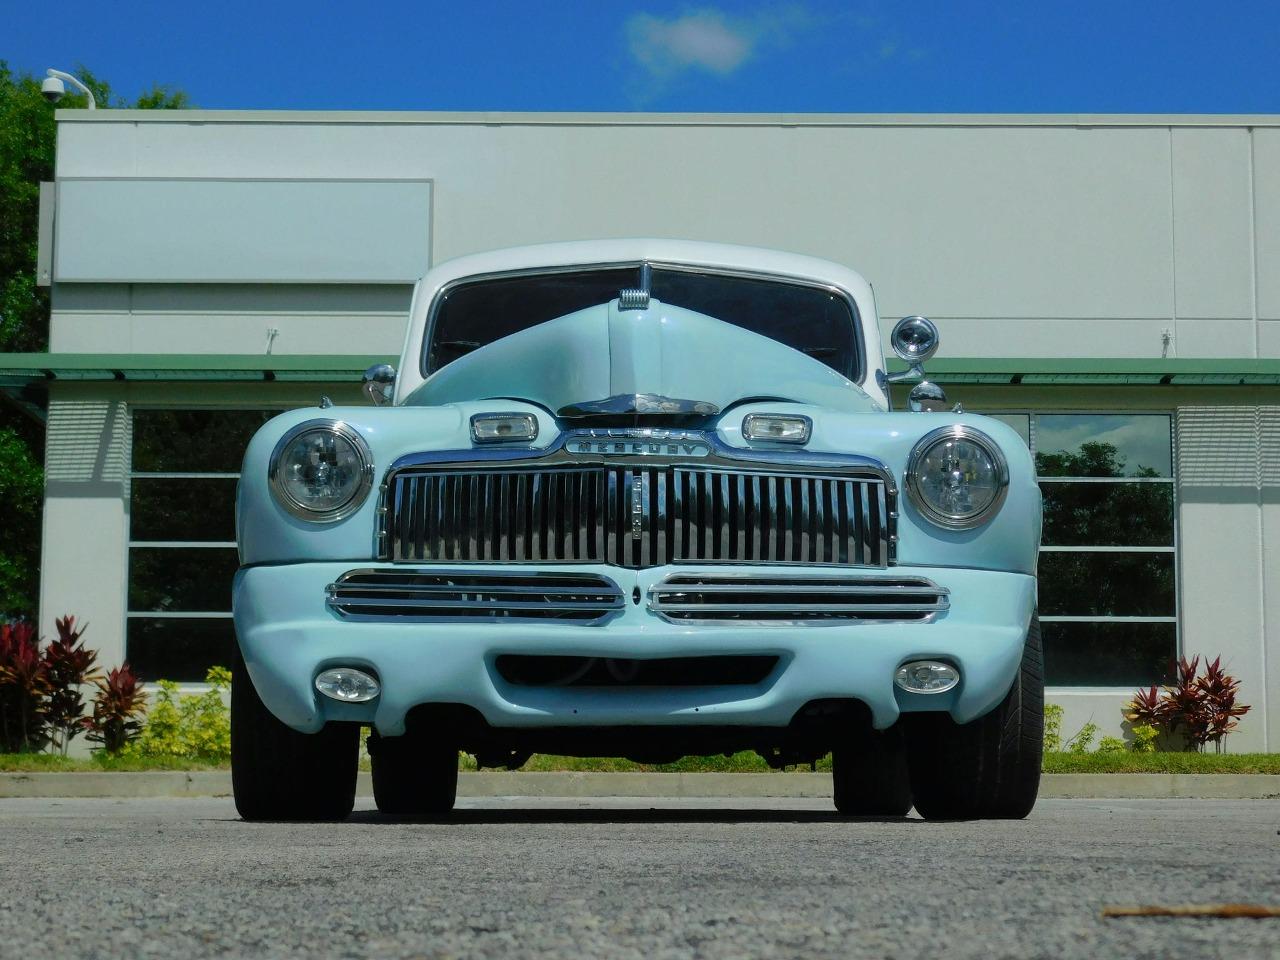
top-left (403, 299), bottom-right (880, 414)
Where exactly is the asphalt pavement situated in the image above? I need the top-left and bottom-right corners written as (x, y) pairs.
top-left (2, 796), bottom-right (1278, 960)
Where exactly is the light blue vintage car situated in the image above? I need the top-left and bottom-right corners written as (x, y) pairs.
top-left (232, 240), bottom-right (1043, 821)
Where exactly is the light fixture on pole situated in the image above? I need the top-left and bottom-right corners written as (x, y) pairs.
top-left (41, 69), bottom-right (96, 109)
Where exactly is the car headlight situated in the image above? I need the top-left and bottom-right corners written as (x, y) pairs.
top-left (269, 421), bottom-right (373, 522)
top-left (905, 425), bottom-right (1009, 529)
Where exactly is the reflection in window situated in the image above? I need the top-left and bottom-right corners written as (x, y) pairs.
top-left (1041, 482), bottom-right (1173, 546)
top-left (1041, 622), bottom-right (1177, 687)
top-left (1037, 553), bottom-right (1175, 618)
top-left (1035, 414), bottom-right (1172, 477)
top-left (979, 411), bottom-right (1177, 687)
top-left (128, 409), bottom-right (285, 682)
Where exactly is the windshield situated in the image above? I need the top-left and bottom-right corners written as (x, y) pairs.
top-left (423, 265), bottom-right (862, 380)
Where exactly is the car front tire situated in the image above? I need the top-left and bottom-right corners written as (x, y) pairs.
top-left (905, 614), bottom-right (1044, 820)
top-left (369, 730), bottom-right (458, 816)
top-left (231, 646), bottom-right (359, 822)
top-left (832, 722), bottom-right (913, 817)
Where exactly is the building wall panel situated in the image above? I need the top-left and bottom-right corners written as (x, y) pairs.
top-left (54, 178), bottom-right (431, 284)
top-left (1177, 405), bottom-right (1269, 751)
top-left (1171, 128), bottom-right (1254, 322)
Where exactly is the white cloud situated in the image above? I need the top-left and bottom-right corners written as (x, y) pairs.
top-left (625, 6), bottom-right (816, 85)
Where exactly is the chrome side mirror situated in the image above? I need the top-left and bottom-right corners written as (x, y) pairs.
top-left (362, 363), bottom-right (397, 406)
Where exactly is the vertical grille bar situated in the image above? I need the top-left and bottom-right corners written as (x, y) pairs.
top-left (857, 480), bottom-right (873, 566)
top-left (513, 473), bottom-right (527, 560)
top-left (814, 478), bottom-right (824, 563)
top-left (413, 474), bottom-right (430, 561)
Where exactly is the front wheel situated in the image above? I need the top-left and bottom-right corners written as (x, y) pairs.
top-left (905, 614), bottom-right (1044, 820)
top-left (231, 647), bottom-right (359, 821)
top-left (369, 730), bottom-right (458, 816)
top-left (832, 723), bottom-right (913, 817)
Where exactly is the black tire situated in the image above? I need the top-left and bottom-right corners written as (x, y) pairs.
top-left (832, 722), bottom-right (913, 817)
top-left (905, 614), bottom-right (1044, 820)
top-left (369, 731), bottom-right (458, 816)
top-left (231, 646), bottom-right (359, 821)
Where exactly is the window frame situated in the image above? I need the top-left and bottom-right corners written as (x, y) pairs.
top-left (125, 403), bottom-right (299, 682)
top-left (982, 409), bottom-right (1180, 691)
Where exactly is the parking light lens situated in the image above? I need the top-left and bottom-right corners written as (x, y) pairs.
top-left (471, 412), bottom-right (538, 444)
top-left (742, 414), bottom-right (811, 444)
top-left (315, 667), bottom-right (381, 703)
top-left (894, 660), bottom-right (960, 695)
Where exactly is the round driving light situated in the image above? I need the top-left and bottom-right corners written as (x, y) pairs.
top-left (315, 667), bottom-right (381, 703)
top-left (894, 660), bottom-right (959, 695)
top-left (891, 315), bottom-right (940, 364)
top-left (905, 425), bottom-right (1009, 529)
top-left (269, 420), bottom-right (373, 522)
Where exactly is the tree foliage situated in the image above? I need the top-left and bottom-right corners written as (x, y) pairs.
top-left (0, 62), bottom-right (187, 618)
top-left (0, 421), bottom-right (42, 614)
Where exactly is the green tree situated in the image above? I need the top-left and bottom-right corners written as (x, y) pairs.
top-left (0, 63), bottom-right (187, 616)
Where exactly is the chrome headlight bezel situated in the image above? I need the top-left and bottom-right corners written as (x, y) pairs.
top-left (268, 420), bottom-right (374, 523)
top-left (905, 425), bottom-right (1010, 530)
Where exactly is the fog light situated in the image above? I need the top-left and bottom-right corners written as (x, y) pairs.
top-left (894, 660), bottom-right (959, 695)
top-left (471, 412), bottom-right (538, 443)
top-left (315, 667), bottom-right (380, 702)
top-left (742, 413), bottom-right (811, 444)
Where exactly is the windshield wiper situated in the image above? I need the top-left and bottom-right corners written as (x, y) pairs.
top-left (436, 338), bottom-right (482, 352)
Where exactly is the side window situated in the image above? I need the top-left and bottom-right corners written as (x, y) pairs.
top-left (127, 409), bottom-right (279, 681)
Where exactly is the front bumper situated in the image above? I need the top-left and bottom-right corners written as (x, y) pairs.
top-left (234, 562), bottom-right (1036, 737)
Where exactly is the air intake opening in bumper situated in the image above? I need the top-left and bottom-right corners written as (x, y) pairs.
top-left (648, 573), bottom-right (949, 622)
top-left (326, 570), bottom-right (625, 623)
top-left (494, 654), bottom-right (780, 687)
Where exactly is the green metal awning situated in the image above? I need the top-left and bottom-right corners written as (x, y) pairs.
top-left (886, 357), bottom-right (1280, 385)
top-left (0, 353), bottom-right (398, 386)
top-left (2, 353), bottom-right (1279, 388)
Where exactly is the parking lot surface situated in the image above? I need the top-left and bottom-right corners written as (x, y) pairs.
top-left (2, 796), bottom-right (1278, 960)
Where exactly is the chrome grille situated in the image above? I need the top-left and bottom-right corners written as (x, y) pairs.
top-left (326, 569), bottom-right (624, 623)
top-left (380, 465), bottom-right (892, 569)
top-left (648, 574), bottom-right (948, 622)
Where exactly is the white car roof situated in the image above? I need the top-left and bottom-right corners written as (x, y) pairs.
top-left (394, 239), bottom-right (885, 406)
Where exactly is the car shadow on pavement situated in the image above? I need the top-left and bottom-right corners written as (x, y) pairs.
top-left (343, 809), bottom-right (915, 825)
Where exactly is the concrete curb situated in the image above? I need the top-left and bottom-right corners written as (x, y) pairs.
top-left (1, 771), bottom-right (1278, 800)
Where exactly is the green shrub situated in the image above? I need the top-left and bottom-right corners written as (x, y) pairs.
top-left (1097, 735), bottom-right (1127, 754)
top-left (1130, 723), bottom-right (1159, 753)
top-left (1066, 721), bottom-right (1098, 754)
top-left (1044, 703), bottom-right (1063, 752)
top-left (126, 666), bottom-right (230, 762)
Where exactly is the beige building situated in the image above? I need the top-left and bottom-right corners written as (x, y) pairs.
top-left (4, 110), bottom-right (1278, 750)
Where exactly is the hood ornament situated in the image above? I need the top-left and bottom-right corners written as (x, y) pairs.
top-left (559, 393), bottom-right (720, 419)
top-left (617, 262), bottom-right (652, 310)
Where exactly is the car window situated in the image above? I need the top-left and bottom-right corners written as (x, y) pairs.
top-left (423, 265), bottom-right (861, 380)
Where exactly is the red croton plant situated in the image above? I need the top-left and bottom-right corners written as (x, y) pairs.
top-left (0, 621), bottom-right (49, 753)
top-left (42, 616), bottom-right (100, 755)
top-left (0, 616), bottom-right (147, 754)
top-left (83, 665), bottom-right (148, 754)
top-left (1125, 655), bottom-right (1251, 752)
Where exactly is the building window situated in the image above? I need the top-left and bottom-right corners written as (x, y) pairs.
top-left (985, 412), bottom-right (1177, 687)
top-left (127, 409), bottom-right (279, 681)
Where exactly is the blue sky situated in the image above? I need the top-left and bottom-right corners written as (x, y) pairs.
top-left (6, 1), bottom-right (1279, 113)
